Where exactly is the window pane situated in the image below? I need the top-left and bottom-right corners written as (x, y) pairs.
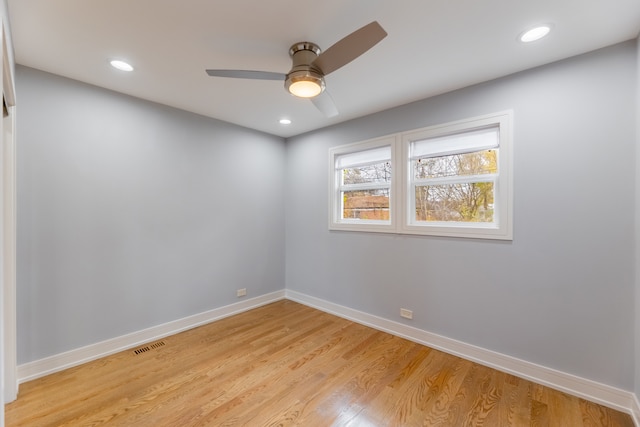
top-left (414, 150), bottom-right (497, 179)
top-left (343, 189), bottom-right (390, 220)
top-left (343, 161), bottom-right (391, 185)
top-left (415, 182), bottom-right (494, 222)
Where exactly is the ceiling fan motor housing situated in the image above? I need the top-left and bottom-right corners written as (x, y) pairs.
top-left (285, 42), bottom-right (325, 97)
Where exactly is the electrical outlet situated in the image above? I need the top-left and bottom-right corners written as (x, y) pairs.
top-left (237, 288), bottom-right (247, 297)
top-left (400, 308), bottom-right (413, 319)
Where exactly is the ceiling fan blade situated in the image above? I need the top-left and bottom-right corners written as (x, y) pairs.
top-left (311, 91), bottom-right (339, 118)
top-left (205, 69), bottom-right (286, 81)
top-left (312, 21), bottom-right (387, 76)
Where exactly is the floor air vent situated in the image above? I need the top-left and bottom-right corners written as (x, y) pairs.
top-left (132, 340), bottom-right (166, 355)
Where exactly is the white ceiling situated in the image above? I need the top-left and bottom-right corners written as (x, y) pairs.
top-left (7, 0), bottom-right (640, 138)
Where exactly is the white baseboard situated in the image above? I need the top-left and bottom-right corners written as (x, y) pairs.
top-left (17, 290), bottom-right (285, 383)
top-left (16, 288), bottom-right (639, 425)
top-left (632, 393), bottom-right (640, 426)
top-left (285, 290), bottom-right (639, 424)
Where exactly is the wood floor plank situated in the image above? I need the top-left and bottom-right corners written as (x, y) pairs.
top-left (355, 344), bottom-right (433, 425)
top-left (498, 373), bottom-right (533, 426)
top-left (375, 348), bottom-right (452, 425)
top-left (580, 398), bottom-right (636, 427)
top-left (534, 382), bottom-right (586, 427)
top-left (5, 300), bottom-right (635, 426)
top-left (441, 362), bottom-right (494, 426)
top-left (531, 399), bottom-right (551, 427)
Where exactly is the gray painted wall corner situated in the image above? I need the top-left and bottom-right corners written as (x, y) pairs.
top-left (15, 66), bottom-right (286, 364)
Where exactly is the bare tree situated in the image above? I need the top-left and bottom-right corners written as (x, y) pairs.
top-left (414, 150), bottom-right (496, 222)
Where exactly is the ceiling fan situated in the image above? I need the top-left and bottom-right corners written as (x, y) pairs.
top-left (205, 21), bottom-right (387, 118)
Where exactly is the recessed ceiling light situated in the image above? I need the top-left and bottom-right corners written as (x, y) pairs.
top-left (110, 60), bottom-right (134, 72)
top-left (279, 119), bottom-right (292, 125)
top-left (519, 25), bottom-right (552, 43)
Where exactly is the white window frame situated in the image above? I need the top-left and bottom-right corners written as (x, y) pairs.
top-left (328, 135), bottom-right (399, 233)
top-left (401, 112), bottom-right (513, 239)
top-left (328, 111), bottom-right (513, 240)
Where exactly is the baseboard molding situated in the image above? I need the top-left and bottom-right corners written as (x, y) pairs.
top-left (285, 290), bottom-right (639, 423)
top-left (632, 393), bottom-right (640, 426)
top-left (16, 288), bottom-right (639, 425)
top-left (17, 290), bottom-right (286, 384)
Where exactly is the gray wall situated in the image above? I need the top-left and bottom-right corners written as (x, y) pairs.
top-left (286, 41), bottom-right (637, 390)
top-left (16, 66), bottom-right (286, 364)
top-left (14, 41), bottom-right (639, 394)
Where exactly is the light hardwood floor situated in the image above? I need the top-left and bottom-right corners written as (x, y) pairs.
top-left (5, 300), bottom-right (634, 426)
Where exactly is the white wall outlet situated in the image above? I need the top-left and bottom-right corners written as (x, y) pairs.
top-left (400, 308), bottom-right (413, 319)
top-left (237, 288), bottom-right (247, 297)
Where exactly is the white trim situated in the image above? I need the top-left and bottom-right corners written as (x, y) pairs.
top-left (1, 25), bottom-right (14, 108)
top-left (1, 19), bottom-right (17, 407)
top-left (285, 290), bottom-right (639, 422)
top-left (17, 290), bottom-right (285, 383)
top-left (632, 393), bottom-right (640, 426)
top-left (15, 289), bottom-right (639, 425)
top-left (2, 103), bottom-right (16, 402)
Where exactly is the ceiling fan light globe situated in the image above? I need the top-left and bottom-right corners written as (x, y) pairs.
top-left (289, 80), bottom-right (323, 98)
top-left (285, 70), bottom-right (325, 98)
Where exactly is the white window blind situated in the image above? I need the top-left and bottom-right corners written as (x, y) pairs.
top-left (410, 126), bottom-right (499, 160)
top-left (336, 146), bottom-right (391, 169)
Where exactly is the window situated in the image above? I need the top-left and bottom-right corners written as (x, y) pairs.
top-left (402, 112), bottom-right (512, 239)
top-left (329, 111), bottom-right (512, 240)
top-left (329, 136), bottom-right (397, 233)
